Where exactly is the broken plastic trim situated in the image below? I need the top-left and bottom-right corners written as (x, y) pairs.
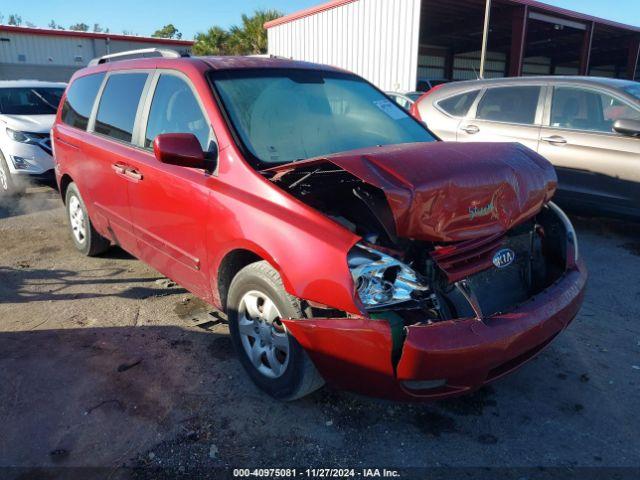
top-left (347, 243), bottom-right (430, 310)
top-left (548, 201), bottom-right (579, 264)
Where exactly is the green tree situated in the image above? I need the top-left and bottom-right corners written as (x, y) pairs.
top-left (8, 14), bottom-right (23, 26)
top-left (69, 22), bottom-right (89, 32)
top-left (152, 24), bottom-right (182, 39)
top-left (227, 9), bottom-right (281, 55)
top-left (48, 20), bottom-right (65, 30)
top-left (193, 26), bottom-right (231, 55)
top-left (93, 23), bottom-right (103, 33)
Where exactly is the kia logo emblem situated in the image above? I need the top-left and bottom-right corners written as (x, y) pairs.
top-left (493, 248), bottom-right (515, 269)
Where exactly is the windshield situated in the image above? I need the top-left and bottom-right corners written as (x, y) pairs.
top-left (622, 83), bottom-right (640, 101)
top-left (0, 87), bottom-right (64, 115)
top-left (211, 69), bottom-right (435, 167)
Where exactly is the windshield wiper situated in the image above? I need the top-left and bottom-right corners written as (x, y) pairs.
top-left (288, 167), bottom-right (321, 189)
top-left (29, 89), bottom-right (57, 111)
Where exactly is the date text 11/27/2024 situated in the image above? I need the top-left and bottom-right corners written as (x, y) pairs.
top-left (232, 469), bottom-right (401, 478)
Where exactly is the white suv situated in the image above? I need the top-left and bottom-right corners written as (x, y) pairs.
top-left (0, 80), bottom-right (66, 195)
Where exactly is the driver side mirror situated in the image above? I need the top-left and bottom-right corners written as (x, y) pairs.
top-left (153, 133), bottom-right (217, 172)
top-left (613, 119), bottom-right (640, 137)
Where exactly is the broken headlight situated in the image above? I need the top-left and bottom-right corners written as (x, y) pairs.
top-left (348, 243), bottom-right (429, 309)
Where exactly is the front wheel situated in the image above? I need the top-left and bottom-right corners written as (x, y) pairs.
top-left (227, 261), bottom-right (324, 400)
top-left (0, 152), bottom-right (25, 196)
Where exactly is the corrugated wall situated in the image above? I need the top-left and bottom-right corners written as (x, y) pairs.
top-left (267, 0), bottom-right (422, 92)
top-left (0, 32), bottom-right (191, 81)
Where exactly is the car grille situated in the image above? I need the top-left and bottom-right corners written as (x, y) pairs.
top-left (27, 132), bottom-right (52, 156)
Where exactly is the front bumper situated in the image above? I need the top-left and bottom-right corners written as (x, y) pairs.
top-left (283, 260), bottom-right (587, 401)
top-left (1, 139), bottom-right (54, 176)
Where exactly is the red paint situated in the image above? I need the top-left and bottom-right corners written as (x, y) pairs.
top-left (0, 25), bottom-right (194, 46)
top-left (154, 133), bottom-right (206, 169)
top-left (53, 55), bottom-right (586, 401)
top-left (267, 142), bottom-right (557, 243)
top-left (281, 317), bottom-right (401, 397)
top-left (285, 260), bottom-right (587, 400)
top-left (430, 232), bottom-right (505, 282)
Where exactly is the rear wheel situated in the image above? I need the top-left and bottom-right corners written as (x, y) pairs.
top-left (227, 261), bottom-right (324, 400)
top-left (65, 182), bottom-right (111, 256)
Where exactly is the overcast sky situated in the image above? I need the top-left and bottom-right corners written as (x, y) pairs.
top-left (4, 0), bottom-right (639, 39)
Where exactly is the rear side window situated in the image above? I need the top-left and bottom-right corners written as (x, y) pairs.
top-left (438, 90), bottom-right (479, 117)
top-left (95, 73), bottom-right (148, 143)
top-left (145, 74), bottom-right (211, 150)
top-left (476, 86), bottom-right (541, 125)
top-left (61, 73), bottom-right (105, 130)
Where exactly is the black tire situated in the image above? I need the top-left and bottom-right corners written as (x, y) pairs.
top-left (0, 151), bottom-right (25, 196)
top-left (65, 182), bottom-right (111, 256)
top-left (227, 261), bottom-right (325, 401)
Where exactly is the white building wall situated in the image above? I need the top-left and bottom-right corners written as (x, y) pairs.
top-left (0, 31), bottom-right (192, 81)
top-left (267, 0), bottom-right (422, 92)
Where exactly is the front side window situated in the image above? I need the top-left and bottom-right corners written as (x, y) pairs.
top-left (211, 69), bottom-right (434, 167)
top-left (61, 73), bottom-right (105, 130)
top-left (0, 87), bottom-right (64, 115)
top-left (145, 74), bottom-right (211, 150)
top-left (476, 86), bottom-right (541, 125)
top-left (551, 87), bottom-right (640, 133)
top-left (438, 90), bottom-right (479, 117)
top-left (95, 73), bottom-right (148, 142)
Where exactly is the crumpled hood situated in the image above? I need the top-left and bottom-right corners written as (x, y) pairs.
top-left (0, 114), bottom-right (55, 134)
top-left (268, 142), bottom-right (557, 243)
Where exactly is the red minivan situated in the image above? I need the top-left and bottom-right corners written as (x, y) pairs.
top-left (53, 51), bottom-right (587, 401)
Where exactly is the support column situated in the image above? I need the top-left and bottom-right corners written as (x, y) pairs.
top-left (579, 21), bottom-right (594, 75)
top-left (626, 36), bottom-right (640, 80)
top-left (444, 48), bottom-right (454, 81)
top-left (508, 6), bottom-right (528, 77)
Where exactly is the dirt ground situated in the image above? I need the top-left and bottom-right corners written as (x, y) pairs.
top-left (1, 187), bottom-right (639, 479)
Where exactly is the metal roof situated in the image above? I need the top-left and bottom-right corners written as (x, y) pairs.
top-left (0, 24), bottom-right (194, 46)
top-left (265, 0), bottom-right (640, 33)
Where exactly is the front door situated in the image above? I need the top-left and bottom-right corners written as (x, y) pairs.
top-left (457, 85), bottom-right (543, 151)
top-left (126, 71), bottom-right (215, 300)
top-left (539, 85), bottom-right (640, 216)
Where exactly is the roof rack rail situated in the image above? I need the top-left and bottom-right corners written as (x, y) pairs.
top-left (88, 48), bottom-right (189, 66)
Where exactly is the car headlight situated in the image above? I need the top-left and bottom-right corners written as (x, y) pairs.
top-left (6, 127), bottom-right (36, 143)
top-left (548, 202), bottom-right (579, 264)
top-left (348, 243), bottom-right (429, 309)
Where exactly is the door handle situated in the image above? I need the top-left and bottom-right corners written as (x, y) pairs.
top-left (461, 124), bottom-right (480, 134)
top-left (111, 163), bottom-right (127, 175)
top-left (124, 168), bottom-right (143, 181)
top-left (541, 135), bottom-right (567, 145)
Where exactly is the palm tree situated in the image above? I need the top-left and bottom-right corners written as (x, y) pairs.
top-left (227, 10), bottom-right (282, 55)
top-left (193, 26), bottom-right (231, 55)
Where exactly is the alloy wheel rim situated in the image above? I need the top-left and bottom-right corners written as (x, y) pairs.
top-left (0, 166), bottom-right (7, 191)
top-left (237, 290), bottom-right (290, 379)
top-left (68, 196), bottom-right (87, 244)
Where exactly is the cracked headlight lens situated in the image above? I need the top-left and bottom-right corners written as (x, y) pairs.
top-left (348, 243), bottom-right (428, 309)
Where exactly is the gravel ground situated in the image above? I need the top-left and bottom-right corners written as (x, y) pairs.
top-left (0, 187), bottom-right (639, 479)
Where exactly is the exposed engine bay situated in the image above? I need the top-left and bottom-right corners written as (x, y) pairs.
top-left (264, 142), bottom-right (572, 337)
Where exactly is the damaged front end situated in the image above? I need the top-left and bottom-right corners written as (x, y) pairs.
top-left (269, 142), bottom-right (586, 400)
